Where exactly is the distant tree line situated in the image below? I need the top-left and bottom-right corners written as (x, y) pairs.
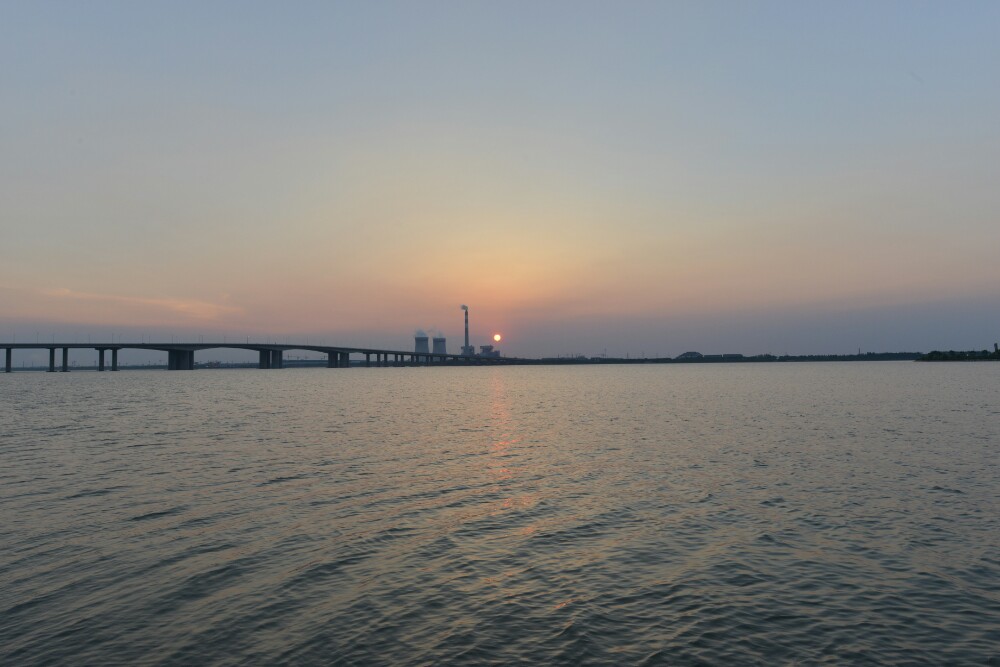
top-left (671, 352), bottom-right (923, 362)
top-left (919, 347), bottom-right (1000, 362)
top-left (766, 352), bottom-right (923, 362)
top-left (535, 351), bottom-right (925, 364)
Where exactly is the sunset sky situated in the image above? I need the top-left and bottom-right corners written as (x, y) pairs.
top-left (3, 1), bottom-right (999, 358)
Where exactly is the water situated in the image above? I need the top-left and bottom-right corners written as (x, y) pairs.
top-left (2, 363), bottom-right (998, 665)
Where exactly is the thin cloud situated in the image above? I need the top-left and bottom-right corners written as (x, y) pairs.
top-left (41, 288), bottom-right (243, 320)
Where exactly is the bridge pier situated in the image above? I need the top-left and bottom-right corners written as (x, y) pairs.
top-left (168, 350), bottom-right (194, 370)
top-left (270, 350), bottom-right (283, 369)
top-left (4, 348), bottom-right (10, 373)
top-left (112, 349), bottom-right (119, 371)
top-left (258, 350), bottom-right (270, 369)
top-left (365, 353), bottom-right (371, 367)
top-left (325, 351), bottom-right (349, 368)
top-left (98, 349), bottom-right (106, 371)
top-left (62, 347), bottom-right (69, 372)
top-left (48, 348), bottom-right (56, 372)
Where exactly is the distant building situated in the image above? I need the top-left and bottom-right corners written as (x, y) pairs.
top-left (432, 337), bottom-right (447, 355)
top-left (478, 345), bottom-right (501, 358)
top-left (460, 305), bottom-right (474, 356)
top-left (676, 351), bottom-right (703, 360)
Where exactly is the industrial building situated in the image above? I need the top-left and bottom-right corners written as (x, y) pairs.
top-left (410, 305), bottom-right (500, 359)
top-left (460, 305), bottom-right (476, 356)
top-left (432, 337), bottom-right (447, 355)
top-left (461, 305), bottom-right (501, 357)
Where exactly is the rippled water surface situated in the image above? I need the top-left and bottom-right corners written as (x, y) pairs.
top-left (2, 363), bottom-right (999, 665)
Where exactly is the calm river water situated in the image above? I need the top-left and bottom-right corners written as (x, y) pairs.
top-left (2, 363), bottom-right (998, 665)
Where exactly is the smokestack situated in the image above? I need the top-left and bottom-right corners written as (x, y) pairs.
top-left (462, 306), bottom-right (469, 350)
top-left (460, 305), bottom-right (474, 356)
top-left (432, 337), bottom-right (446, 355)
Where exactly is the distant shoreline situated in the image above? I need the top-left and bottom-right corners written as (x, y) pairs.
top-left (14, 350), bottom-right (1000, 371)
top-left (9, 353), bottom-right (924, 371)
top-left (917, 349), bottom-right (1000, 362)
top-left (535, 352), bottom-right (922, 364)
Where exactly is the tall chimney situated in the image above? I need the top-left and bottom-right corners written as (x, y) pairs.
top-left (460, 305), bottom-right (473, 356)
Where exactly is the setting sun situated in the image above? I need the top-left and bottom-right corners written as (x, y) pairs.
top-left (493, 333), bottom-right (502, 343)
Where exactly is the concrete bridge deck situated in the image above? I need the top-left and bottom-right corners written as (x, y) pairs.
top-left (2, 343), bottom-right (515, 372)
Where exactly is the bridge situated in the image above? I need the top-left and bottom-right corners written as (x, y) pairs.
top-left (2, 343), bottom-right (517, 372)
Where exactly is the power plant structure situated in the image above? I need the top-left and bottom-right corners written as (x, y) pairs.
top-left (416, 333), bottom-right (447, 355)
top-left (409, 306), bottom-right (498, 360)
top-left (460, 305), bottom-right (476, 356)
top-left (456, 304), bottom-right (501, 358)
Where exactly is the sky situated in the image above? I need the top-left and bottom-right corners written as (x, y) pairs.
top-left (2, 1), bottom-right (999, 359)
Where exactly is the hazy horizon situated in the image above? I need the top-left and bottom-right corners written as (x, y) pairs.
top-left (3, 2), bottom-right (998, 358)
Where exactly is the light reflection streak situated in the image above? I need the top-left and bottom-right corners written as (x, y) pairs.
top-left (486, 371), bottom-right (539, 524)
